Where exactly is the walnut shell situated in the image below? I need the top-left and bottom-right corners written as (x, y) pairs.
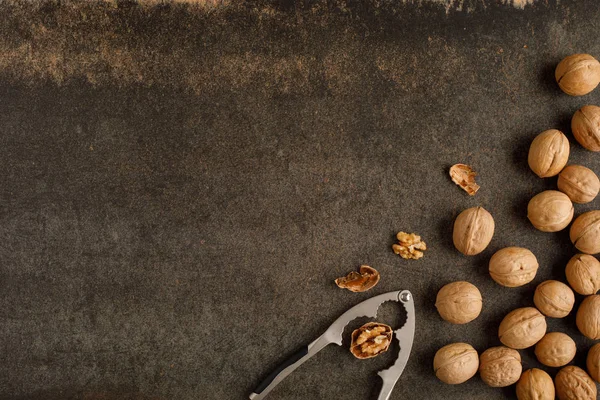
top-left (449, 163), bottom-right (480, 196)
top-left (488, 247), bottom-right (538, 287)
top-left (435, 281), bottom-right (482, 324)
top-left (452, 207), bottom-right (495, 256)
top-left (527, 190), bottom-right (574, 232)
top-left (528, 129), bottom-right (570, 178)
top-left (586, 342), bottom-right (600, 383)
top-left (335, 265), bottom-right (380, 292)
top-left (572, 105), bottom-right (600, 151)
top-left (478, 346), bottom-right (521, 387)
top-left (555, 365), bottom-right (597, 400)
top-left (516, 368), bottom-right (555, 400)
top-left (533, 280), bottom-right (575, 318)
top-left (498, 307), bottom-right (547, 349)
top-left (570, 210), bottom-right (600, 254)
top-left (558, 165), bottom-right (600, 203)
top-left (576, 294), bottom-right (600, 340)
top-left (433, 342), bottom-right (479, 384)
top-left (534, 332), bottom-right (576, 367)
top-left (555, 54), bottom-right (600, 96)
top-left (566, 254), bottom-right (600, 295)
top-left (350, 322), bottom-right (392, 359)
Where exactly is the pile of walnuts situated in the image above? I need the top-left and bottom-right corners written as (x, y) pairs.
top-left (434, 54), bottom-right (600, 400)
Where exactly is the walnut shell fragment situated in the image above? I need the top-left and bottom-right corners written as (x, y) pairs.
top-left (449, 164), bottom-right (480, 196)
top-left (350, 322), bottom-right (393, 359)
top-left (335, 265), bottom-right (380, 293)
top-left (392, 232), bottom-right (427, 260)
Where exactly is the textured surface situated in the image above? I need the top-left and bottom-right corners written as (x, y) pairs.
top-left (1, 1), bottom-right (600, 399)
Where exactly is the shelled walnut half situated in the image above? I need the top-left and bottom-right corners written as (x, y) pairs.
top-left (335, 265), bottom-right (380, 292)
top-left (450, 164), bottom-right (480, 196)
top-left (350, 322), bottom-right (393, 359)
top-left (392, 232), bottom-right (427, 260)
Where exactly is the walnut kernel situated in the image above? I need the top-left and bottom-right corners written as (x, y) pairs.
top-left (350, 322), bottom-right (392, 359)
top-left (392, 232), bottom-right (426, 260)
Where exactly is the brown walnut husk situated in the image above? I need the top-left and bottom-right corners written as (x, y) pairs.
top-left (433, 342), bottom-right (479, 385)
top-left (576, 294), bottom-right (600, 340)
top-left (350, 322), bottom-right (392, 359)
top-left (335, 265), bottom-right (380, 292)
top-left (533, 280), bottom-right (575, 318)
top-left (572, 105), bottom-right (600, 151)
top-left (478, 346), bottom-right (521, 388)
top-left (558, 165), bottom-right (600, 203)
top-left (516, 368), bottom-right (555, 400)
top-left (566, 254), bottom-right (600, 295)
top-left (555, 53), bottom-right (600, 96)
top-left (570, 210), bottom-right (600, 254)
top-left (449, 164), bottom-right (480, 196)
top-left (534, 332), bottom-right (576, 367)
top-left (452, 207), bottom-right (495, 256)
top-left (498, 307), bottom-right (546, 349)
top-left (555, 365), bottom-right (597, 400)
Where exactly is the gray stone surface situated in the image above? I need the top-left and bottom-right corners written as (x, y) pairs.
top-left (1, 1), bottom-right (600, 399)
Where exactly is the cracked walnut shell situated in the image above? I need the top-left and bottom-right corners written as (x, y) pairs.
top-left (555, 54), bottom-right (600, 96)
top-left (516, 368), bottom-right (555, 400)
top-left (433, 342), bottom-right (479, 385)
top-left (572, 105), bottom-right (600, 151)
top-left (435, 281), bottom-right (482, 324)
top-left (498, 307), bottom-right (546, 349)
top-left (558, 165), bottom-right (600, 204)
top-left (566, 254), bottom-right (600, 295)
top-left (335, 265), bottom-right (380, 292)
top-left (527, 190), bottom-right (574, 232)
top-left (478, 346), bottom-right (522, 388)
top-left (528, 129), bottom-right (570, 178)
top-left (586, 343), bottom-right (600, 383)
top-left (449, 164), bottom-right (480, 196)
top-left (576, 294), bottom-right (600, 340)
top-left (533, 280), bottom-right (575, 318)
top-left (452, 207), bottom-right (495, 256)
top-left (535, 332), bottom-right (576, 367)
top-left (570, 210), bottom-right (600, 254)
top-left (555, 366), bottom-right (597, 400)
top-left (489, 247), bottom-right (538, 288)
top-left (392, 232), bottom-right (426, 260)
top-left (350, 322), bottom-right (392, 359)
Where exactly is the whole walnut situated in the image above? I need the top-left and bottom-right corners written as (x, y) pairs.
top-left (566, 254), bottom-right (600, 295)
top-left (478, 346), bottom-right (521, 387)
top-left (555, 53), bottom-right (600, 96)
top-left (528, 129), bottom-right (570, 178)
top-left (527, 190), bottom-right (574, 232)
top-left (452, 207), bottom-right (495, 256)
top-left (433, 342), bottom-right (479, 384)
top-left (498, 307), bottom-right (546, 349)
top-left (586, 342), bottom-right (600, 383)
top-left (534, 332), bottom-right (576, 367)
top-left (533, 280), bottom-right (575, 318)
top-left (558, 165), bottom-right (600, 203)
top-left (572, 105), bottom-right (600, 151)
top-left (555, 365), bottom-right (597, 400)
top-left (488, 247), bottom-right (538, 287)
top-left (435, 281), bottom-right (482, 324)
top-left (570, 210), bottom-right (600, 254)
top-left (576, 294), bottom-right (600, 339)
top-left (516, 368), bottom-right (555, 400)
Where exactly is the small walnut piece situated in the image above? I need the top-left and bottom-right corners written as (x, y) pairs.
top-left (392, 232), bottom-right (426, 260)
top-left (570, 210), bottom-right (600, 254)
top-left (498, 307), bottom-right (547, 349)
top-left (566, 254), bottom-right (600, 295)
top-left (433, 342), bottom-right (479, 384)
top-left (533, 280), bottom-right (575, 318)
top-left (350, 322), bottom-right (392, 359)
top-left (435, 281), bottom-right (482, 324)
top-left (534, 332), bottom-right (576, 367)
top-left (586, 343), bottom-right (600, 382)
top-left (488, 247), bottom-right (538, 287)
top-left (335, 265), bottom-right (380, 293)
top-left (528, 129), bottom-right (570, 178)
top-left (555, 54), bottom-right (600, 96)
top-left (449, 164), bottom-right (480, 196)
top-left (572, 105), bottom-right (600, 151)
top-left (576, 294), bottom-right (600, 340)
top-left (478, 346), bottom-right (522, 388)
top-left (558, 165), bottom-right (600, 204)
top-left (527, 190), bottom-right (574, 232)
top-left (452, 207), bottom-right (495, 256)
top-left (516, 368), bottom-right (555, 400)
top-left (555, 366), bottom-right (597, 400)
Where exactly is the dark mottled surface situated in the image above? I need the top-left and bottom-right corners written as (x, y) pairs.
top-left (1, 1), bottom-right (600, 399)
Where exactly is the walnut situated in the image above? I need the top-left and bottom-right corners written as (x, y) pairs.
top-left (572, 105), bottom-right (600, 151)
top-left (570, 210), bottom-right (600, 254)
top-left (527, 129), bottom-right (570, 178)
top-left (488, 247), bottom-right (538, 287)
top-left (478, 346), bottom-right (522, 388)
top-left (435, 281), bottom-right (482, 324)
top-left (555, 365), bottom-right (597, 400)
top-left (558, 165), bottom-right (600, 204)
top-left (555, 54), bottom-right (600, 96)
top-left (350, 322), bottom-right (392, 359)
top-left (534, 332), bottom-right (576, 367)
top-left (335, 265), bottom-right (380, 292)
top-left (566, 254), bottom-right (600, 295)
top-left (516, 368), bottom-right (555, 400)
top-left (498, 307), bottom-right (547, 349)
top-left (533, 280), bottom-right (575, 318)
top-left (433, 342), bottom-right (479, 384)
top-left (452, 207), bottom-right (495, 256)
top-left (527, 190), bottom-right (574, 232)
top-left (576, 294), bottom-right (600, 340)
top-left (586, 343), bottom-right (600, 383)
top-left (392, 232), bottom-right (426, 260)
top-left (449, 164), bottom-right (480, 196)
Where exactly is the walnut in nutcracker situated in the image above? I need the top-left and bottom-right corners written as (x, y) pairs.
top-left (478, 346), bottom-right (521, 387)
top-left (555, 53), bottom-right (600, 96)
top-left (558, 165), bottom-right (600, 203)
top-left (433, 342), bottom-right (479, 384)
top-left (533, 280), bottom-right (575, 318)
top-left (576, 294), bottom-right (600, 340)
top-left (498, 307), bottom-right (546, 349)
top-left (452, 206), bottom-right (495, 256)
top-left (570, 210), bottom-right (600, 254)
top-left (527, 190), bottom-right (574, 232)
top-left (555, 366), bottom-right (597, 400)
top-left (534, 332), bottom-right (576, 367)
top-left (350, 322), bottom-right (392, 359)
top-left (516, 368), bottom-right (555, 400)
top-left (572, 105), bottom-right (600, 151)
top-left (587, 343), bottom-right (600, 383)
top-left (435, 281), bottom-right (482, 324)
top-left (488, 247), bottom-right (538, 287)
top-left (528, 129), bottom-right (570, 178)
top-left (566, 254), bottom-right (600, 295)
